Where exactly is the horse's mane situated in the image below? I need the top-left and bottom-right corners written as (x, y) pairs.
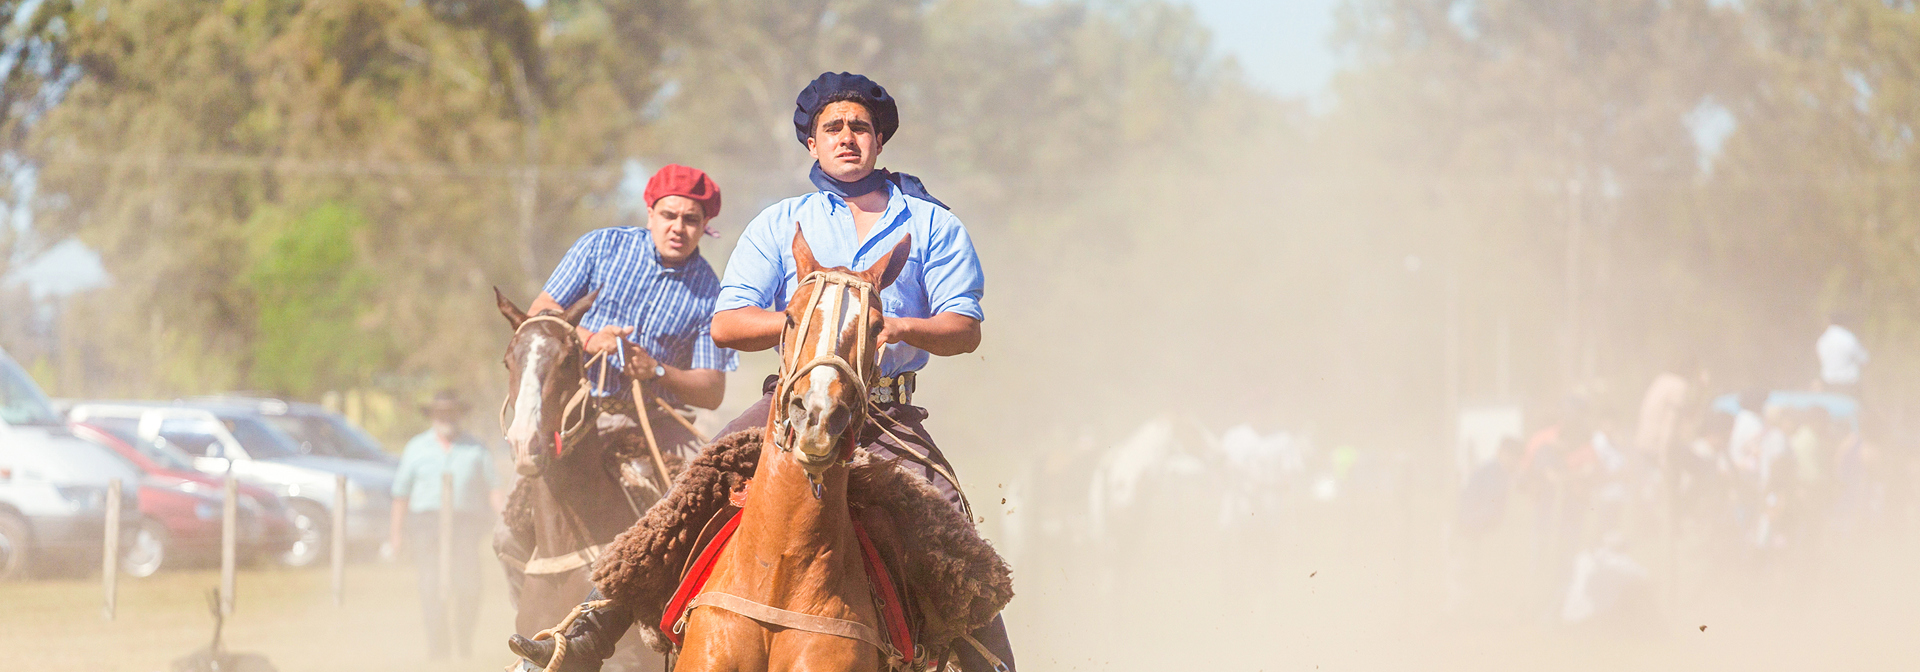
top-left (592, 429), bottom-right (1014, 654)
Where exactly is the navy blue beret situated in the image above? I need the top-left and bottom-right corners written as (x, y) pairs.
top-left (793, 72), bottom-right (899, 146)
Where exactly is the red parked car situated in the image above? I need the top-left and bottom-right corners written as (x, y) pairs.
top-left (69, 422), bottom-right (298, 577)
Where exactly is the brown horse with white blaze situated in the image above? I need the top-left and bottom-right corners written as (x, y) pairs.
top-left (672, 230), bottom-right (912, 672)
top-left (495, 289), bottom-right (664, 672)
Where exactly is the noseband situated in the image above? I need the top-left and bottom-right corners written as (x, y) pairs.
top-left (771, 270), bottom-right (881, 469)
top-left (500, 314), bottom-right (597, 469)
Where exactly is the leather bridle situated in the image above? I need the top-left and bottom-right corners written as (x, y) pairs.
top-left (500, 314), bottom-right (597, 472)
top-left (771, 270), bottom-right (881, 480)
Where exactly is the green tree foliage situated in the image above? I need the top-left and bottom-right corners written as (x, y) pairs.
top-left (20, 0), bottom-right (675, 398)
top-left (14, 0), bottom-right (1920, 445)
top-left (244, 201), bottom-right (380, 397)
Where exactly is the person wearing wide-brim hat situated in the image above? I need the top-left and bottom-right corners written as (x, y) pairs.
top-left (391, 388), bottom-right (501, 660)
top-left (419, 389), bottom-right (471, 420)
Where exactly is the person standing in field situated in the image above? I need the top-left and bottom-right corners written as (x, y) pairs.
top-left (390, 389), bottom-right (503, 660)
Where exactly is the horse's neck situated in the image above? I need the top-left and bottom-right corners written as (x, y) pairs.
top-left (530, 441), bottom-right (635, 555)
top-left (730, 437), bottom-right (861, 601)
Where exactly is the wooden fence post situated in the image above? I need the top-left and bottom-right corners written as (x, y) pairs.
top-left (332, 474), bottom-right (348, 606)
top-left (439, 471), bottom-right (455, 640)
top-left (102, 478), bottom-right (120, 621)
top-left (220, 467), bottom-right (237, 617)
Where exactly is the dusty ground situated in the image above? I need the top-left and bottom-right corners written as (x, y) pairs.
top-left (4, 488), bottom-right (1918, 671)
top-left (0, 550), bottom-right (520, 672)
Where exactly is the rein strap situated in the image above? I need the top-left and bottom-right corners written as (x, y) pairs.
top-left (682, 592), bottom-right (902, 662)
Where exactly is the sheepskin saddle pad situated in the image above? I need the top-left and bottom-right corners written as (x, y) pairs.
top-left (590, 429), bottom-right (1014, 654)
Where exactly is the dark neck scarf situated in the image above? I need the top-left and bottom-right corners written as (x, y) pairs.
top-left (809, 162), bottom-right (949, 210)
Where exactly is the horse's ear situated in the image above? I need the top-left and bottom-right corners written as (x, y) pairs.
top-left (792, 226), bottom-right (822, 279)
top-left (561, 290), bottom-right (597, 326)
top-left (865, 234), bottom-right (912, 291)
top-left (495, 287), bottom-right (527, 329)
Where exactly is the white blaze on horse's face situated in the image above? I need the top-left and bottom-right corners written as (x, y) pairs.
top-left (792, 282), bottom-right (862, 464)
top-left (506, 334), bottom-right (552, 476)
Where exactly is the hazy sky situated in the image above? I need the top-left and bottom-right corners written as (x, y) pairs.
top-left (1180, 0), bottom-right (1343, 98)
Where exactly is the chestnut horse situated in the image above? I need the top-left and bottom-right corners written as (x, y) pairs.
top-left (672, 230), bottom-right (912, 672)
top-left (495, 290), bottom-right (664, 672)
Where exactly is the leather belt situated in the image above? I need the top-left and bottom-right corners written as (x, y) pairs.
top-left (869, 371), bottom-right (915, 405)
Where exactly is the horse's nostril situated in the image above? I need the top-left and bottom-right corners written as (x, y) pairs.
top-left (825, 407), bottom-right (851, 436)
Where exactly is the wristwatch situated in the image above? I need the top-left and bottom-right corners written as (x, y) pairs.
top-left (651, 364), bottom-right (667, 380)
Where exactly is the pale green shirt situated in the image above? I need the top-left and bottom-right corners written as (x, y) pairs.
top-left (391, 430), bottom-right (499, 513)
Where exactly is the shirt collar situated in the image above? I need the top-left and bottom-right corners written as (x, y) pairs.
top-left (817, 183), bottom-right (910, 262)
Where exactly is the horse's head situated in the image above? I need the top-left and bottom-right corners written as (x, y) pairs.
top-left (774, 229), bottom-right (911, 479)
top-left (495, 288), bottom-right (597, 477)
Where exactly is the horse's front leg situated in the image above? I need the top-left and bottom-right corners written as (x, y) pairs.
top-left (767, 631), bottom-right (880, 672)
top-left (673, 608), bottom-right (768, 672)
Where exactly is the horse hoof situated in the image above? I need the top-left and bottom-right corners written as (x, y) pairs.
top-left (508, 634), bottom-right (555, 666)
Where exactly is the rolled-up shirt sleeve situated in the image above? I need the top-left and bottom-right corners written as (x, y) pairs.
top-left (542, 230), bottom-right (603, 305)
top-left (922, 211), bottom-right (985, 321)
top-left (716, 207), bottom-right (789, 313)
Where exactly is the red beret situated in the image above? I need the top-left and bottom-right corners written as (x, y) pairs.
top-left (644, 164), bottom-right (722, 235)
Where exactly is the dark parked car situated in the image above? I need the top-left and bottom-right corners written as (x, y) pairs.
top-left (69, 422), bottom-right (298, 576)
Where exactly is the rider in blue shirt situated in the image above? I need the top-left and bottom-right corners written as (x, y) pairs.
top-left (510, 73), bottom-right (1015, 672)
top-left (527, 164), bottom-right (738, 431)
top-left (706, 71), bottom-right (1014, 672)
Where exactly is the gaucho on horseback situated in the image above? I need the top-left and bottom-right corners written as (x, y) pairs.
top-left (494, 163), bottom-right (739, 671)
top-left (511, 73), bottom-right (1016, 672)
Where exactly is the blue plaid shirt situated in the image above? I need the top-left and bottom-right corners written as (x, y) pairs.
top-left (543, 227), bottom-right (738, 402)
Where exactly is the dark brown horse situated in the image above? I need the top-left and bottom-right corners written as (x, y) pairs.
top-left (494, 289), bottom-right (664, 672)
top-left (671, 230), bottom-right (911, 672)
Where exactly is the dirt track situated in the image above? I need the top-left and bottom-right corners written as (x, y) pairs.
top-left (0, 552), bottom-right (519, 672)
top-left (5, 495), bottom-right (1918, 671)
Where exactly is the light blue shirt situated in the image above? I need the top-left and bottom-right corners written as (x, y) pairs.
top-left (717, 183), bottom-right (985, 376)
top-left (391, 430), bottom-right (500, 513)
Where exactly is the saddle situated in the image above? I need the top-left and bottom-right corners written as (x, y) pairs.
top-left (589, 430), bottom-right (1012, 662)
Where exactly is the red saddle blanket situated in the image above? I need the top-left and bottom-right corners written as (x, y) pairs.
top-left (658, 507), bottom-right (915, 664)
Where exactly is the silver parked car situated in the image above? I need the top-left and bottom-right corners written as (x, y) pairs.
top-left (0, 349), bottom-right (140, 580)
top-left (67, 402), bottom-right (394, 567)
top-left (190, 396), bottom-right (398, 465)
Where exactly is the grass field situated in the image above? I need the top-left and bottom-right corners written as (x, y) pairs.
top-left (0, 552), bottom-right (520, 672)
